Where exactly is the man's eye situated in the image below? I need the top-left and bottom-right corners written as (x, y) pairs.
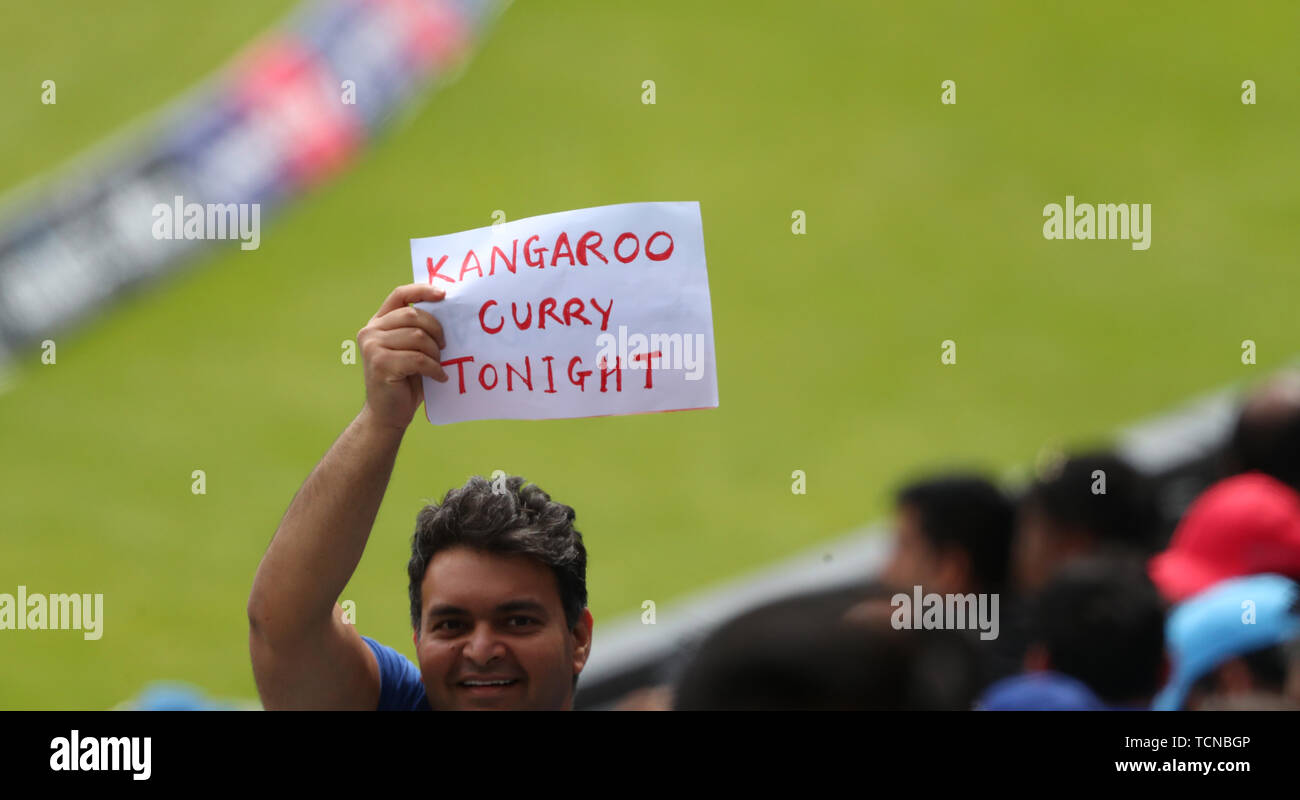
top-left (433, 620), bottom-right (466, 632)
top-left (507, 616), bottom-right (538, 628)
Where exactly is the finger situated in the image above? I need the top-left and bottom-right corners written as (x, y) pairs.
top-left (409, 374), bottom-right (425, 410)
top-left (382, 350), bottom-right (448, 384)
top-left (373, 283), bottom-right (446, 318)
top-left (370, 327), bottom-right (442, 363)
top-left (372, 306), bottom-right (446, 350)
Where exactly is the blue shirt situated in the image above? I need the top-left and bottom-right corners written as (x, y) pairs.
top-left (976, 671), bottom-right (1148, 711)
top-left (362, 636), bottom-right (430, 711)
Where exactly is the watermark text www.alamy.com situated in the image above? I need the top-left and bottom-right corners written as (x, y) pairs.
top-left (891, 586), bottom-right (999, 640)
top-left (594, 326), bottom-right (707, 381)
top-left (0, 586), bottom-right (103, 640)
top-left (152, 195), bottom-right (261, 250)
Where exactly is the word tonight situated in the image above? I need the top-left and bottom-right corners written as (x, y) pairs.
top-left (152, 195), bottom-right (261, 250)
top-left (0, 585), bottom-right (103, 640)
top-left (1042, 195), bottom-right (1151, 250)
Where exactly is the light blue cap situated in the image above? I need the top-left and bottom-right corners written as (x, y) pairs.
top-left (1152, 574), bottom-right (1300, 711)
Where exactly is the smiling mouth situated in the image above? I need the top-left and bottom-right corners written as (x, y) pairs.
top-left (458, 679), bottom-right (520, 689)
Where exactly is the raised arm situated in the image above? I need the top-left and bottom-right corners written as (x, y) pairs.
top-left (248, 283), bottom-right (448, 709)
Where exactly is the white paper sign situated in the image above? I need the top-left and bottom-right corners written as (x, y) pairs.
top-left (408, 201), bottom-right (718, 424)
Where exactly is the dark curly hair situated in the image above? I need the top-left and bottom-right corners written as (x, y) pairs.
top-left (407, 475), bottom-right (587, 632)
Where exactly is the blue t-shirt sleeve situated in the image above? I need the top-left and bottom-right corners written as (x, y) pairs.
top-left (361, 636), bottom-right (430, 711)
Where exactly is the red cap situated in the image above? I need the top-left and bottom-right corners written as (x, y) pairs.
top-left (1149, 472), bottom-right (1300, 603)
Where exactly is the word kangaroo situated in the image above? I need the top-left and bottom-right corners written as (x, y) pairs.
top-left (1043, 195), bottom-right (1151, 250)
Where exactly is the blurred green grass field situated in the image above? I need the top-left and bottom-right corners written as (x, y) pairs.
top-left (1, 1), bottom-right (1298, 708)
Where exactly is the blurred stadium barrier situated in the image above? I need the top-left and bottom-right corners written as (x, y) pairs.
top-left (0, 0), bottom-right (506, 368)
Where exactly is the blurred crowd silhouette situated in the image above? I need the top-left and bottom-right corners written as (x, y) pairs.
top-left (623, 370), bottom-right (1300, 710)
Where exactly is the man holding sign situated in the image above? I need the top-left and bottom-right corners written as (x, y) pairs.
top-left (248, 282), bottom-right (593, 710)
top-left (247, 203), bottom-right (716, 710)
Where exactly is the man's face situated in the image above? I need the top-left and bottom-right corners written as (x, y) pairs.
top-left (1013, 507), bottom-right (1055, 593)
top-left (1013, 506), bottom-right (1086, 594)
top-left (881, 505), bottom-right (968, 595)
top-left (881, 506), bottom-right (935, 591)
top-left (412, 546), bottom-right (593, 710)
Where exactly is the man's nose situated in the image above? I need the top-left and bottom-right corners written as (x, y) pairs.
top-left (462, 621), bottom-right (505, 666)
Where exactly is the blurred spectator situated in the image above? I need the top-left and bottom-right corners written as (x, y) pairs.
top-left (881, 475), bottom-right (1015, 596)
top-left (987, 558), bottom-right (1166, 710)
top-left (1013, 453), bottom-right (1159, 594)
top-left (612, 685), bottom-right (675, 711)
top-left (114, 681), bottom-right (257, 711)
top-left (977, 671), bottom-right (1108, 711)
top-left (1153, 574), bottom-right (1300, 711)
top-left (1223, 370), bottom-right (1300, 490)
top-left (674, 586), bottom-right (982, 710)
top-left (1148, 472), bottom-right (1300, 603)
top-left (1287, 637), bottom-right (1300, 707)
top-left (879, 476), bottom-right (1022, 686)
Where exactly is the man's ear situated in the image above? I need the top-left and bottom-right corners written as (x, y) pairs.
top-left (571, 608), bottom-right (594, 676)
